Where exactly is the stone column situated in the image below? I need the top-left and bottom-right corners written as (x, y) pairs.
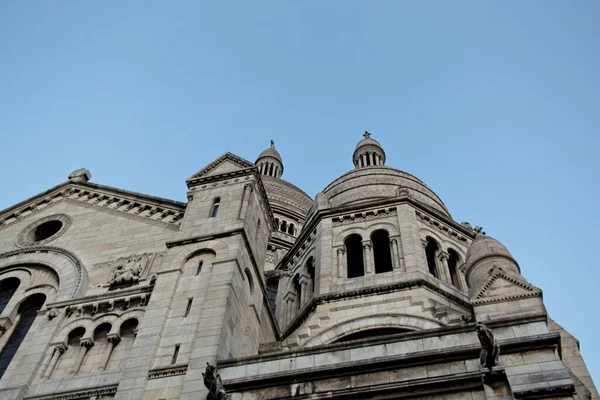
top-left (299, 275), bottom-right (310, 306)
top-left (361, 154), bottom-right (367, 167)
top-left (237, 184), bottom-right (253, 220)
top-left (43, 343), bottom-right (67, 379)
top-left (99, 333), bottom-right (121, 371)
top-left (438, 252), bottom-right (452, 285)
top-left (71, 338), bottom-right (94, 374)
top-left (457, 263), bottom-right (469, 292)
top-left (283, 292), bottom-right (297, 327)
top-left (336, 247), bottom-right (346, 278)
top-left (390, 236), bottom-right (405, 271)
top-left (362, 240), bottom-right (374, 275)
top-left (368, 152), bottom-right (374, 166)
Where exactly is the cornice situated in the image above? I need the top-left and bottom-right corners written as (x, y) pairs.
top-left (415, 209), bottom-right (470, 244)
top-left (0, 185), bottom-right (185, 232)
top-left (148, 363), bottom-right (188, 379)
top-left (281, 277), bottom-right (472, 338)
top-left (24, 384), bottom-right (118, 400)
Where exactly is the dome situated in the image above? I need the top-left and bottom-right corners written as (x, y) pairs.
top-left (262, 176), bottom-right (313, 218)
top-left (355, 136), bottom-right (383, 151)
top-left (256, 140), bottom-right (284, 178)
top-left (257, 147), bottom-right (283, 164)
top-left (464, 234), bottom-right (516, 270)
top-left (322, 166), bottom-right (451, 217)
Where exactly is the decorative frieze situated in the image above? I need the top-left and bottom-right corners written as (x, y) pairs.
top-left (101, 253), bottom-right (154, 288)
top-left (148, 363), bottom-right (189, 379)
top-left (332, 207), bottom-right (397, 226)
top-left (415, 210), bottom-right (469, 243)
top-left (24, 384), bottom-right (117, 400)
top-left (0, 186), bottom-right (185, 232)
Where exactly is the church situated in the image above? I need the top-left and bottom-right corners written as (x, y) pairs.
top-left (0, 133), bottom-right (596, 399)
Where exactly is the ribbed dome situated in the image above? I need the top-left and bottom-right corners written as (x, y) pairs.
top-left (262, 176), bottom-right (313, 218)
top-left (464, 234), bottom-right (516, 270)
top-left (322, 166), bottom-right (450, 217)
top-left (355, 136), bottom-right (383, 150)
top-left (257, 147), bottom-right (283, 164)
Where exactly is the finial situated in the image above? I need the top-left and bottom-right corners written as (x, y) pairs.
top-left (270, 140), bottom-right (275, 148)
top-left (363, 131), bottom-right (371, 139)
top-left (474, 226), bottom-right (485, 236)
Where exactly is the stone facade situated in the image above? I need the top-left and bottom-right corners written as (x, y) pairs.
top-left (0, 134), bottom-right (596, 400)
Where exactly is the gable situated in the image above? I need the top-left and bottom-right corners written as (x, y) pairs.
top-left (475, 271), bottom-right (542, 304)
top-left (186, 152), bottom-right (255, 187)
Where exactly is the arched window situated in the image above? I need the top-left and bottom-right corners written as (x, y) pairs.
top-left (52, 327), bottom-right (85, 378)
top-left (81, 323), bottom-right (112, 374)
top-left (288, 223), bottom-right (295, 236)
top-left (280, 220), bottom-right (287, 232)
top-left (0, 278), bottom-right (20, 314)
top-left (371, 230), bottom-right (393, 274)
top-left (266, 279), bottom-right (278, 315)
top-left (244, 268), bottom-right (254, 294)
top-left (425, 237), bottom-right (439, 278)
top-left (345, 234), bottom-right (365, 278)
top-left (274, 218), bottom-right (280, 229)
top-left (447, 249), bottom-right (461, 288)
top-left (293, 274), bottom-right (302, 310)
top-left (269, 163), bottom-right (274, 177)
top-left (0, 294), bottom-right (46, 378)
top-left (306, 257), bottom-right (315, 294)
top-left (210, 197), bottom-right (220, 218)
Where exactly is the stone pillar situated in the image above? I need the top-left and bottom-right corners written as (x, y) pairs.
top-left (237, 184), bottom-right (253, 220)
top-left (362, 240), bottom-right (374, 275)
top-left (299, 275), bottom-right (310, 306)
top-left (390, 236), bottom-right (405, 271)
top-left (71, 338), bottom-right (94, 375)
top-left (99, 333), bottom-right (121, 371)
top-left (336, 247), bottom-right (346, 278)
top-left (368, 152), bottom-right (374, 166)
top-left (361, 154), bottom-right (366, 167)
top-left (43, 343), bottom-right (67, 379)
top-left (283, 292), bottom-right (297, 327)
top-left (438, 252), bottom-right (452, 285)
top-left (457, 263), bottom-right (469, 292)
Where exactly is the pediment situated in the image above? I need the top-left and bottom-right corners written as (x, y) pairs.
top-left (186, 153), bottom-right (255, 187)
top-left (475, 270), bottom-right (541, 303)
top-left (0, 184), bottom-right (185, 233)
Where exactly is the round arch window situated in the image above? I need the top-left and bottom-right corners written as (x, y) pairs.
top-left (17, 214), bottom-right (72, 247)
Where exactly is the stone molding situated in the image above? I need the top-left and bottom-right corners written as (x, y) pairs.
top-left (0, 186), bottom-right (185, 232)
top-left (24, 384), bottom-right (118, 400)
top-left (148, 363), bottom-right (188, 379)
top-left (473, 270), bottom-right (542, 305)
top-left (0, 246), bottom-right (86, 301)
top-left (415, 210), bottom-right (469, 243)
top-left (186, 152), bottom-right (254, 185)
top-left (332, 207), bottom-right (397, 226)
top-left (282, 277), bottom-right (472, 338)
top-left (16, 213), bottom-right (72, 247)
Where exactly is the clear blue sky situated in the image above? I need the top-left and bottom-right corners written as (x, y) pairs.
top-left (1, 1), bottom-right (599, 382)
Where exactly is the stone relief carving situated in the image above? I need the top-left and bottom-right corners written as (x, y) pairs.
top-left (203, 362), bottom-right (230, 400)
top-left (476, 322), bottom-right (500, 368)
top-left (102, 253), bottom-right (153, 287)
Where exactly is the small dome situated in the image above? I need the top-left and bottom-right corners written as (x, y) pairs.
top-left (464, 234), bottom-right (516, 270)
top-left (353, 132), bottom-right (386, 168)
top-left (256, 140), bottom-right (284, 178)
top-left (257, 147), bottom-right (283, 164)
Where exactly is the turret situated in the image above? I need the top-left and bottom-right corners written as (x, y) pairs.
top-left (256, 140), bottom-right (283, 178)
top-left (353, 131), bottom-right (386, 168)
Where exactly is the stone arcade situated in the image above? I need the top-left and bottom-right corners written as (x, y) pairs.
top-left (0, 134), bottom-right (596, 399)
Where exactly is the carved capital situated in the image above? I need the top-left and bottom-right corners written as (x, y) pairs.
top-left (55, 342), bottom-right (68, 354)
top-left (283, 291), bottom-right (297, 302)
top-left (107, 333), bottom-right (121, 345)
top-left (362, 240), bottom-right (372, 250)
top-left (80, 338), bottom-right (94, 349)
top-left (438, 251), bottom-right (449, 261)
top-left (336, 247), bottom-right (345, 255)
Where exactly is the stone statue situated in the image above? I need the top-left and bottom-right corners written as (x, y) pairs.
top-left (265, 269), bottom-right (292, 280)
top-left (270, 139), bottom-right (275, 148)
top-left (202, 362), bottom-right (229, 400)
top-left (473, 226), bottom-right (485, 236)
top-left (476, 322), bottom-right (500, 368)
top-left (108, 254), bottom-right (148, 286)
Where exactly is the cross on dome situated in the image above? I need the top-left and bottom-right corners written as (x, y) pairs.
top-left (363, 131), bottom-right (371, 138)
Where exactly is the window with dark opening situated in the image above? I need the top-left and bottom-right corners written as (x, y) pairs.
top-left (425, 237), bottom-right (439, 278)
top-left (0, 293), bottom-right (45, 378)
top-left (196, 260), bottom-right (204, 276)
top-left (448, 249), bottom-right (461, 288)
top-left (171, 344), bottom-right (180, 364)
top-left (210, 198), bottom-right (220, 218)
top-left (266, 279), bottom-right (278, 315)
top-left (307, 257), bottom-right (315, 293)
top-left (345, 234), bottom-right (365, 278)
top-left (0, 278), bottom-right (19, 315)
top-left (184, 298), bottom-right (193, 317)
top-left (293, 274), bottom-right (302, 310)
top-left (372, 230), bottom-right (393, 274)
